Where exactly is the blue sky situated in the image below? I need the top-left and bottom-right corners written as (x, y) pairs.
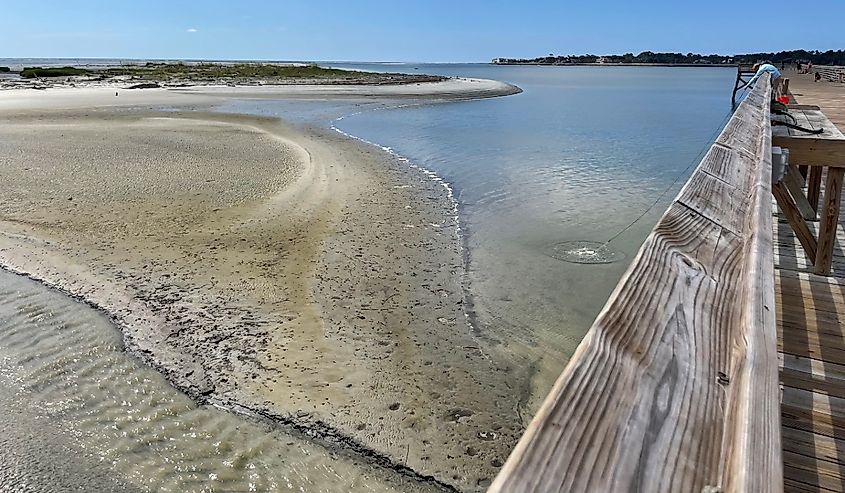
top-left (3, 0), bottom-right (843, 62)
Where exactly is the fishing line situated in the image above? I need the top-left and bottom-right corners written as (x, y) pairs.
top-left (334, 86), bottom-right (737, 267)
top-left (599, 79), bottom-right (796, 249)
top-left (604, 107), bottom-right (735, 245)
top-left (551, 106), bottom-right (736, 265)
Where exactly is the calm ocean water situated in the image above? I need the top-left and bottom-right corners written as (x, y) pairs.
top-left (222, 63), bottom-right (737, 406)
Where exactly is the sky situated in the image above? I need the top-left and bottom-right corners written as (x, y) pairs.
top-left (3, 0), bottom-right (843, 62)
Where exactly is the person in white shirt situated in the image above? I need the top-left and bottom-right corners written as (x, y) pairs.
top-left (745, 61), bottom-right (782, 89)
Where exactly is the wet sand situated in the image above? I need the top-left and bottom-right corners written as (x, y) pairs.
top-left (0, 269), bottom-right (441, 493)
top-left (0, 83), bottom-right (522, 491)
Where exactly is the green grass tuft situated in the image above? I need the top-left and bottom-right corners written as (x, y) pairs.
top-left (100, 63), bottom-right (381, 80)
top-left (12, 62), bottom-right (445, 86)
top-left (20, 66), bottom-right (91, 78)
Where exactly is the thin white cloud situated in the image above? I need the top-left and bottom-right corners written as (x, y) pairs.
top-left (186, 28), bottom-right (198, 33)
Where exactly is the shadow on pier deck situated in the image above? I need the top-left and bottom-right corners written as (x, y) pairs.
top-left (776, 69), bottom-right (845, 493)
top-left (777, 246), bottom-right (845, 492)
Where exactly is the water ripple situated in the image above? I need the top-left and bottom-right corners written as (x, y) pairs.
top-left (0, 270), bottom-right (439, 493)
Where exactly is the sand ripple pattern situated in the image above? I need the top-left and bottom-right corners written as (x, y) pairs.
top-left (0, 270), bottom-right (439, 493)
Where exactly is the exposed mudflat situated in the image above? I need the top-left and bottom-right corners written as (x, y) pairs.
top-left (0, 103), bottom-right (522, 491)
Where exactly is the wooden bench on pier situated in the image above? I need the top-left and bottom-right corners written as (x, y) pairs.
top-left (490, 75), bottom-right (782, 492)
top-left (771, 106), bottom-right (845, 276)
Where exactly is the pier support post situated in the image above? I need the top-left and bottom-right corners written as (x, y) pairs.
top-left (807, 166), bottom-right (823, 213)
top-left (815, 168), bottom-right (845, 275)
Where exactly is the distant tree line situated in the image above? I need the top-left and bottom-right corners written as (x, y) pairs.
top-left (736, 50), bottom-right (845, 66)
top-left (493, 50), bottom-right (845, 66)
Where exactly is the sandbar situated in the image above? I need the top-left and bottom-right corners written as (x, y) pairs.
top-left (0, 82), bottom-right (522, 491)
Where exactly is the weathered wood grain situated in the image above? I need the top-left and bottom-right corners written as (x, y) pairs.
top-left (805, 111), bottom-right (845, 139)
top-left (781, 387), bottom-right (845, 438)
top-left (815, 169), bottom-right (845, 275)
top-left (773, 182), bottom-right (819, 262)
top-left (722, 91), bottom-right (781, 493)
top-left (808, 166), bottom-right (824, 213)
top-left (782, 426), bottom-right (845, 466)
top-left (782, 450), bottom-right (845, 492)
top-left (776, 270), bottom-right (845, 313)
top-left (785, 165), bottom-right (817, 220)
top-left (772, 108), bottom-right (845, 140)
top-left (784, 477), bottom-right (837, 493)
top-left (779, 306), bottom-right (845, 337)
top-left (771, 139), bottom-right (845, 167)
top-left (489, 76), bottom-right (780, 492)
top-left (780, 353), bottom-right (845, 399)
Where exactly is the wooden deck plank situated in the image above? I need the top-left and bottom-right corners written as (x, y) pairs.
top-left (784, 477), bottom-right (839, 493)
top-left (775, 214), bottom-right (845, 244)
top-left (777, 284), bottom-right (845, 310)
top-left (774, 72), bottom-right (845, 493)
top-left (781, 387), bottom-right (845, 439)
top-left (779, 308), bottom-right (844, 332)
top-left (775, 257), bottom-right (845, 277)
top-left (774, 236), bottom-right (845, 262)
top-left (780, 337), bottom-right (845, 369)
top-left (782, 426), bottom-right (845, 466)
top-left (777, 244), bottom-right (845, 490)
top-left (787, 71), bottom-right (845, 128)
top-left (775, 246), bottom-right (845, 266)
top-left (771, 138), bottom-right (845, 167)
top-left (781, 352), bottom-right (845, 399)
top-left (782, 449), bottom-right (845, 492)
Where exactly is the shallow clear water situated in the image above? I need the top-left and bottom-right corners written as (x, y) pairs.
top-left (0, 270), bottom-right (438, 493)
top-left (222, 63), bottom-right (736, 405)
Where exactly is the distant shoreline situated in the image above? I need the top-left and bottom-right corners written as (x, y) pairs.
top-left (0, 61), bottom-right (527, 100)
top-left (0, 61), bottom-right (449, 91)
top-left (490, 62), bottom-right (737, 67)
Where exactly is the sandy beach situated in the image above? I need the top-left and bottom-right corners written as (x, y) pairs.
top-left (0, 79), bottom-right (521, 491)
top-left (0, 77), bottom-right (521, 110)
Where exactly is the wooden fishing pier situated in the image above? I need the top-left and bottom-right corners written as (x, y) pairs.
top-left (490, 71), bottom-right (845, 492)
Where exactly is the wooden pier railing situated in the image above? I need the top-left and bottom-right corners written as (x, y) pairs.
top-left (817, 65), bottom-right (845, 83)
top-left (489, 75), bottom-right (781, 492)
top-left (732, 64), bottom-right (758, 106)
